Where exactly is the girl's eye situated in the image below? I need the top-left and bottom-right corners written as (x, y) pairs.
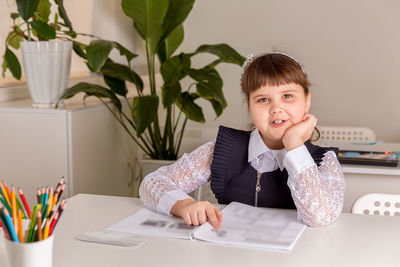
top-left (257, 98), bottom-right (270, 103)
top-left (283, 94), bottom-right (293, 99)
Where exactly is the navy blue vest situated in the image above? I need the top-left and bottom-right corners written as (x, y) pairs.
top-left (210, 125), bottom-right (338, 209)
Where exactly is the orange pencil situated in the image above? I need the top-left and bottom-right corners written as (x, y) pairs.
top-left (17, 209), bottom-right (23, 242)
top-left (4, 182), bottom-right (11, 201)
top-left (43, 218), bottom-right (50, 239)
top-left (11, 186), bottom-right (17, 228)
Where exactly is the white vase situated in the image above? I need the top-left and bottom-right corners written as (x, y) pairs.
top-left (21, 41), bottom-right (72, 108)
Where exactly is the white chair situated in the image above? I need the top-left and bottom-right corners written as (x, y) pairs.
top-left (351, 193), bottom-right (400, 216)
top-left (318, 126), bottom-right (376, 142)
top-left (195, 182), bottom-right (218, 203)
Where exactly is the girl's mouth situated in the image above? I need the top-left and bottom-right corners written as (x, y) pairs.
top-left (270, 119), bottom-right (287, 128)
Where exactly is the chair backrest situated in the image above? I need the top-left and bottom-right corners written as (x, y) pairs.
top-left (351, 193), bottom-right (400, 216)
top-left (195, 182), bottom-right (218, 203)
top-left (318, 126), bottom-right (376, 142)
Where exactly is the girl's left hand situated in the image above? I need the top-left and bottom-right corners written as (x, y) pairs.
top-left (282, 113), bottom-right (317, 151)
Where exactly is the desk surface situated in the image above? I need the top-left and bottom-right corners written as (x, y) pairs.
top-left (1, 194), bottom-right (400, 267)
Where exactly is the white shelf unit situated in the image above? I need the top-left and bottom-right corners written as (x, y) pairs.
top-left (0, 98), bottom-right (138, 205)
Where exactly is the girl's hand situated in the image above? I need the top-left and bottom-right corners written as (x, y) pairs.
top-left (282, 114), bottom-right (318, 151)
top-left (170, 198), bottom-right (223, 230)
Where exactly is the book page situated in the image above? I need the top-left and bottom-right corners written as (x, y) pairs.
top-left (105, 208), bottom-right (194, 240)
top-left (192, 202), bottom-right (306, 251)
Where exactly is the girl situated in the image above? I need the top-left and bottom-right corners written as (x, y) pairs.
top-left (139, 52), bottom-right (346, 229)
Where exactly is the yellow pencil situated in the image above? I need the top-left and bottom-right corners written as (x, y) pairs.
top-left (17, 209), bottom-right (23, 242)
top-left (43, 218), bottom-right (50, 239)
top-left (11, 186), bottom-right (17, 228)
top-left (47, 187), bottom-right (54, 217)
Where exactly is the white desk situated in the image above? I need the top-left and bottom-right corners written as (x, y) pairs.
top-left (1, 194), bottom-right (400, 267)
top-left (342, 164), bottom-right (400, 212)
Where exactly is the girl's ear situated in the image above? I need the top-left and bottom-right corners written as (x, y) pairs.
top-left (305, 92), bottom-right (311, 113)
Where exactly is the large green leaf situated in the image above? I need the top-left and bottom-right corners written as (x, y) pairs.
top-left (86, 40), bottom-right (113, 72)
top-left (208, 99), bottom-right (224, 117)
top-left (72, 41), bottom-right (86, 59)
top-left (187, 66), bottom-right (226, 108)
top-left (160, 53), bottom-right (190, 83)
top-left (121, 0), bottom-right (169, 54)
top-left (162, 0), bottom-right (194, 39)
top-left (6, 32), bottom-right (23, 50)
top-left (30, 20), bottom-right (56, 40)
top-left (4, 47), bottom-right (21, 79)
top-left (16, 0), bottom-right (40, 22)
top-left (175, 92), bottom-right (205, 123)
top-left (132, 95), bottom-right (159, 136)
top-left (58, 82), bottom-right (121, 110)
top-left (164, 25), bottom-right (184, 59)
top-left (37, 0), bottom-right (51, 22)
top-left (101, 60), bottom-right (143, 92)
top-left (191, 44), bottom-right (245, 66)
top-left (113, 42), bottom-right (137, 64)
top-left (162, 81), bottom-right (181, 107)
top-left (54, 0), bottom-right (73, 30)
top-left (104, 75), bottom-right (127, 97)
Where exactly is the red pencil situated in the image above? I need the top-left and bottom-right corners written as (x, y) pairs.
top-left (18, 187), bottom-right (31, 218)
top-left (49, 211), bottom-right (59, 235)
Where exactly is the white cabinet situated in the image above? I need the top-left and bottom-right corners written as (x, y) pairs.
top-left (0, 98), bottom-right (138, 205)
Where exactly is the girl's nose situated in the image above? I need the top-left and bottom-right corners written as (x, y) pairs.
top-left (270, 103), bottom-right (283, 114)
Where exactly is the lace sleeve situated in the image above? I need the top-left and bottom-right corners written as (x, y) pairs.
top-left (287, 151), bottom-right (346, 227)
top-left (139, 141), bottom-right (215, 211)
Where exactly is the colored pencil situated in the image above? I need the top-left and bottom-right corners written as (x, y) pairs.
top-left (36, 210), bottom-right (42, 241)
top-left (57, 184), bottom-right (65, 204)
top-left (41, 188), bottom-right (45, 206)
top-left (49, 211), bottom-right (59, 235)
top-left (1, 205), bottom-right (19, 242)
top-left (37, 188), bottom-right (41, 204)
top-left (48, 203), bottom-right (57, 219)
top-left (0, 182), bottom-right (11, 206)
top-left (48, 187), bottom-right (54, 216)
top-left (11, 186), bottom-right (17, 228)
top-left (42, 198), bottom-right (50, 222)
top-left (52, 200), bottom-right (66, 232)
top-left (0, 212), bottom-right (10, 240)
top-left (27, 204), bottom-right (41, 243)
top-left (18, 187), bottom-right (31, 218)
top-left (17, 209), bottom-right (23, 242)
top-left (43, 218), bottom-right (50, 239)
top-left (0, 195), bottom-right (11, 214)
top-left (4, 183), bottom-right (11, 202)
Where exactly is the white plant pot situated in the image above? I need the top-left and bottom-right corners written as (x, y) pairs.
top-left (21, 41), bottom-right (72, 108)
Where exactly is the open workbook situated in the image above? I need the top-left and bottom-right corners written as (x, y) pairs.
top-left (105, 202), bottom-right (306, 251)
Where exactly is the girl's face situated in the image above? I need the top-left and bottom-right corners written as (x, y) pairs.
top-left (248, 83), bottom-right (311, 150)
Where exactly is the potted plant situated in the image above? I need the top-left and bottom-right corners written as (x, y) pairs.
top-left (58, 0), bottom-right (244, 177)
top-left (2, 0), bottom-right (97, 107)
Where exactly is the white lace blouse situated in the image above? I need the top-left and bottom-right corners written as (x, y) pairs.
top-left (139, 129), bottom-right (346, 227)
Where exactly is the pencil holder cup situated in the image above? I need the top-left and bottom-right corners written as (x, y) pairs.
top-left (4, 234), bottom-right (54, 267)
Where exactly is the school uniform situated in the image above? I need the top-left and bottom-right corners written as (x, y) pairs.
top-left (139, 126), bottom-right (346, 227)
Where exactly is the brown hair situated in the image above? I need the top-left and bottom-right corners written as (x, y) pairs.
top-left (241, 53), bottom-right (310, 98)
top-left (241, 53), bottom-right (320, 141)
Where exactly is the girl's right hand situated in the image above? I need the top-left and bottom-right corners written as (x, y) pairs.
top-left (170, 198), bottom-right (223, 230)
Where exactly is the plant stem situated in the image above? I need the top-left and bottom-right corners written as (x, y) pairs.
top-left (27, 22), bottom-right (31, 41)
top-left (100, 99), bottom-right (155, 157)
top-left (175, 118), bottom-right (188, 156)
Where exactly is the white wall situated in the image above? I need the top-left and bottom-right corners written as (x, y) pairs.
top-left (179, 0), bottom-right (400, 142)
top-left (4, 0), bottom-right (400, 143)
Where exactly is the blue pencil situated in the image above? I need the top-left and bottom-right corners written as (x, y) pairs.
top-left (1, 206), bottom-right (19, 242)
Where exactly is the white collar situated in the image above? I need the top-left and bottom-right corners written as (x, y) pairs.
top-left (247, 129), bottom-right (286, 172)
